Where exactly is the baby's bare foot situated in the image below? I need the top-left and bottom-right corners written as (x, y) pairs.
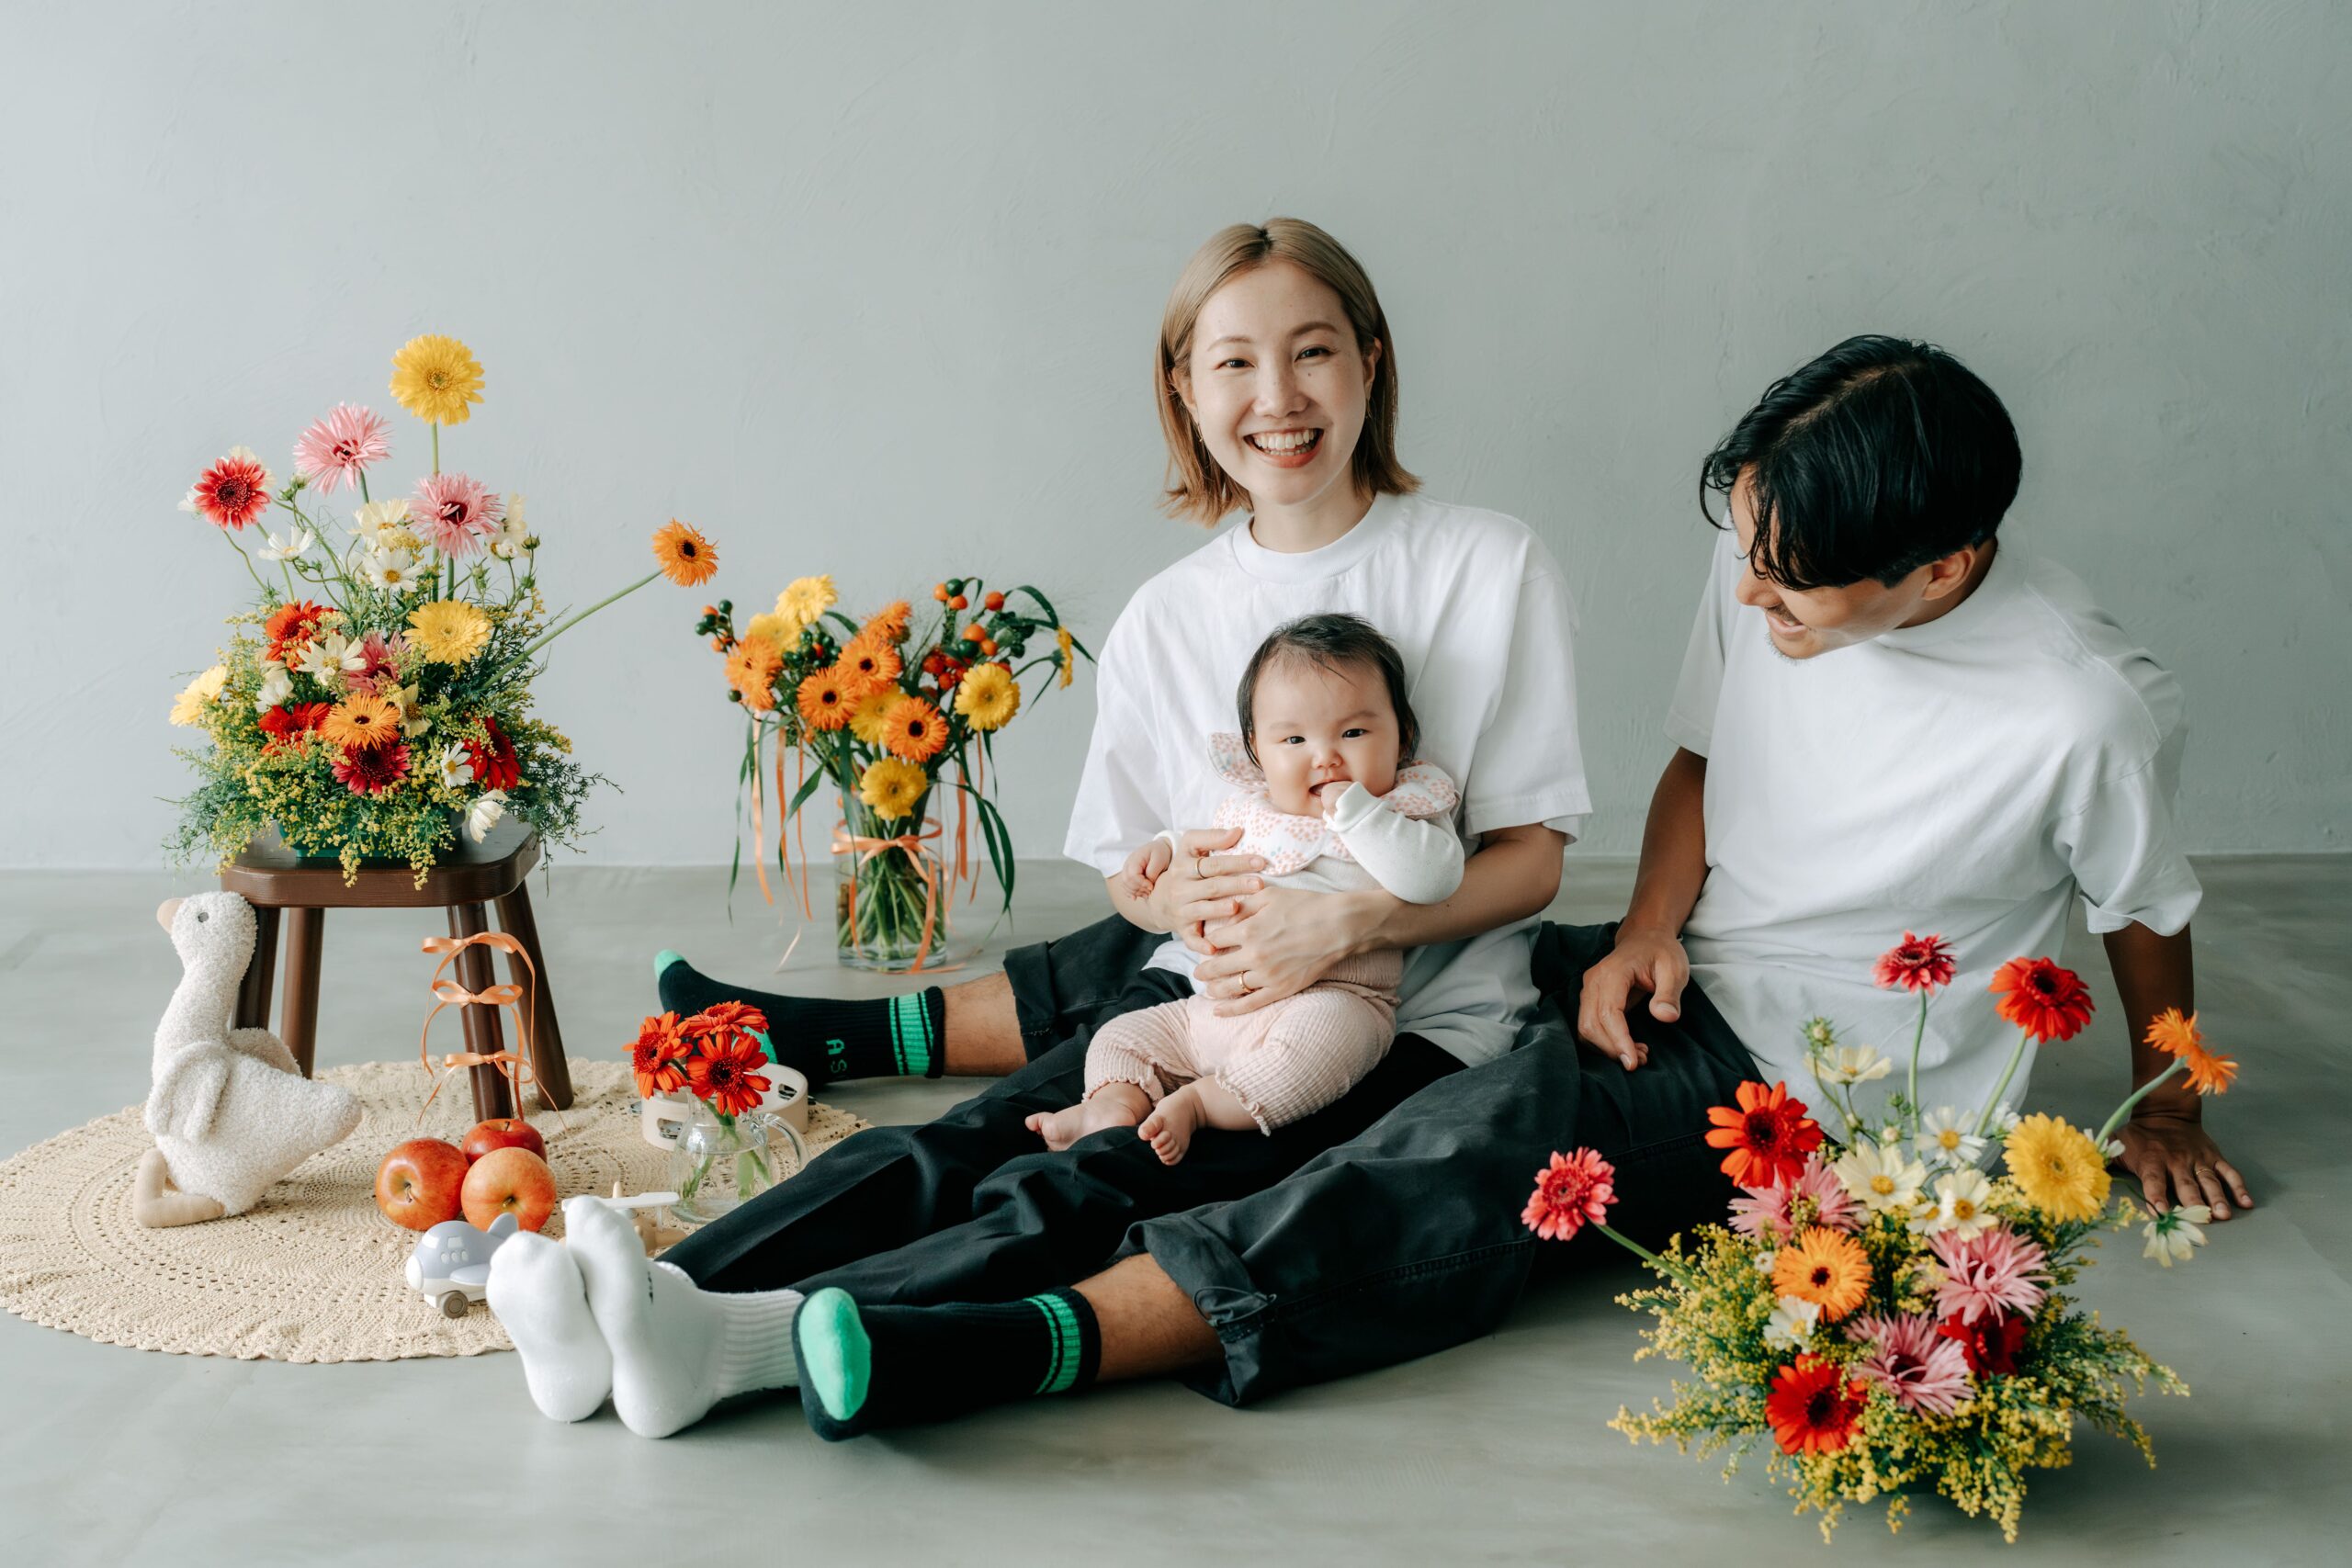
top-left (1026, 1105), bottom-right (1093, 1150)
top-left (1139, 1088), bottom-right (1204, 1165)
top-left (1027, 1086), bottom-right (1151, 1150)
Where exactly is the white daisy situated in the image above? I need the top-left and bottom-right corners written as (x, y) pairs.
top-left (1763, 1294), bottom-right (1822, 1348)
top-left (294, 631), bottom-right (368, 682)
top-left (352, 498), bottom-right (412, 543)
top-left (1918, 1168), bottom-right (1998, 1241)
top-left (362, 547), bottom-right (420, 591)
top-left (257, 526), bottom-right (315, 561)
top-left (1834, 1140), bottom-right (1929, 1215)
top-left (254, 662), bottom-right (293, 710)
top-left (1816, 1043), bottom-right (1894, 1086)
top-left (491, 493), bottom-right (532, 559)
top-left (439, 744), bottom-right (473, 789)
top-left (2142, 1204), bottom-right (2211, 1267)
top-left (1916, 1107), bottom-right (1988, 1168)
top-left (467, 789), bottom-right (508, 843)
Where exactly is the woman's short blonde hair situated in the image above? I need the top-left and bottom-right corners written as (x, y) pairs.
top-left (1158, 218), bottom-right (1419, 525)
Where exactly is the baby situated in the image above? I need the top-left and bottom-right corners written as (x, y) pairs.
top-left (1027, 613), bottom-right (1464, 1163)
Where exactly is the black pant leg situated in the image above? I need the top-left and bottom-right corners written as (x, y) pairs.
top-left (1001, 913), bottom-right (1171, 1064)
top-left (1128, 921), bottom-right (1755, 1406)
top-left (792, 1035), bottom-right (1462, 1306)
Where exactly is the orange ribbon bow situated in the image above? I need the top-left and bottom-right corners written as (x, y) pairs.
top-left (831, 818), bottom-right (960, 974)
top-left (415, 932), bottom-right (563, 1132)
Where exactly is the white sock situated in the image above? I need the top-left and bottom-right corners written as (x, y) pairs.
top-left (564, 1196), bottom-right (801, 1438)
top-left (484, 1230), bottom-right (611, 1423)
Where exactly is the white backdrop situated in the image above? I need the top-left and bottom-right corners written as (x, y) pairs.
top-left (4, 0), bottom-right (2346, 869)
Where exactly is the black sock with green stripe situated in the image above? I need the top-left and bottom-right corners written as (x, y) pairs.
top-left (792, 1287), bottom-right (1100, 1440)
top-left (653, 952), bottom-right (945, 1081)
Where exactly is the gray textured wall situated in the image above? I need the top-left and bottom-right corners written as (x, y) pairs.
top-left (4, 0), bottom-right (2345, 869)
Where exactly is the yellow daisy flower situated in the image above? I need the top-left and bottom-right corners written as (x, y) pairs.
top-left (321, 692), bottom-right (401, 750)
top-left (955, 662), bottom-right (1022, 730)
top-left (388, 333), bottom-right (485, 425)
top-left (857, 757), bottom-right (928, 821)
top-left (775, 575), bottom-right (836, 628)
top-left (168, 665), bottom-right (229, 727)
top-left (2003, 1112), bottom-right (2111, 1222)
top-left (741, 612), bottom-right (795, 652)
top-left (1057, 626), bottom-right (1075, 689)
top-left (406, 600), bottom-right (493, 664)
top-left (848, 689), bottom-right (898, 746)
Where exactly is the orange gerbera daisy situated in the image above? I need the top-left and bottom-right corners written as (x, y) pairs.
top-left (2143, 1007), bottom-right (2236, 1095)
top-left (1765, 1356), bottom-right (1871, 1457)
top-left (1703, 1080), bottom-right (1822, 1188)
top-left (321, 692), bottom-right (401, 751)
top-left (264, 600), bottom-right (334, 664)
top-left (726, 640), bottom-right (783, 712)
top-left (1771, 1226), bottom-right (1872, 1322)
top-left (839, 635), bottom-right (902, 694)
top-left (651, 519), bottom-right (718, 586)
top-left (797, 665), bottom-right (855, 731)
top-left (880, 694), bottom-right (948, 763)
top-left (684, 1000), bottom-right (771, 1045)
top-left (1989, 956), bottom-right (2095, 1043)
top-left (686, 1032), bottom-right (773, 1119)
top-left (628, 1011), bottom-right (692, 1098)
top-left (865, 600), bottom-right (912, 644)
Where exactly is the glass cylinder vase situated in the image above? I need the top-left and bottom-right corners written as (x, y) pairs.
top-left (665, 1100), bottom-right (805, 1225)
top-left (833, 792), bottom-right (952, 973)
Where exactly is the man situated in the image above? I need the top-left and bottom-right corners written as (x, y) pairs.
top-left (492, 336), bottom-right (2246, 1439)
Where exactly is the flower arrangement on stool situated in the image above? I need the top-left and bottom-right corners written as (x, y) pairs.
top-left (1523, 934), bottom-right (2237, 1541)
top-left (167, 333), bottom-right (717, 883)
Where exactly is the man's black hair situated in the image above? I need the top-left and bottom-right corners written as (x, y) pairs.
top-left (1237, 613), bottom-right (1419, 766)
top-left (1702, 334), bottom-right (2021, 591)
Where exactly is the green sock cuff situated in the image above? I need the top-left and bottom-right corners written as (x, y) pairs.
top-left (653, 949), bottom-right (685, 978)
top-left (888, 988), bottom-right (946, 1077)
top-left (795, 1288), bottom-right (871, 1424)
top-left (1023, 1289), bottom-right (1100, 1396)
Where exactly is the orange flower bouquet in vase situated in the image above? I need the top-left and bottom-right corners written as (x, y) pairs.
top-left (695, 576), bottom-right (1090, 972)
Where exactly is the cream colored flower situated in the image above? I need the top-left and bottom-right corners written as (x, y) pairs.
top-left (254, 662), bottom-right (293, 710)
top-left (467, 789), bottom-right (508, 843)
top-left (258, 526), bottom-right (315, 561)
top-left (295, 630), bottom-right (368, 682)
top-left (363, 547), bottom-right (421, 591)
top-left (168, 665), bottom-right (230, 726)
top-left (353, 498), bottom-right (412, 543)
top-left (491, 493), bottom-right (532, 559)
top-left (1918, 1168), bottom-right (1998, 1241)
top-left (2142, 1203), bottom-right (2211, 1267)
top-left (1815, 1043), bottom-right (1893, 1086)
top-left (438, 744), bottom-right (473, 789)
top-left (1763, 1294), bottom-right (1822, 1348)
top-left (1833, 1140), bottom-right (1928, 1215)
top-left (383, 682), bottom-right (428, 738)
top-left (1916, 1107), bottom-right (1988, 1168)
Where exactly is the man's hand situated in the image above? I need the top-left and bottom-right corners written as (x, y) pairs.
top-left (2116, 1110), bottom-right (2253, 1221)
top-left (1147, 827), bottom-right (1266, 955)
top-left (1115, 838), bottom-right (1175, 903)
top-left (1575, 924), bottom-right (1689, 1070)
top-left (1193, 885), bottom-right (1374, 1016)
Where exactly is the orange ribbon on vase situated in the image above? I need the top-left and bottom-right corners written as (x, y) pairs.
top-left (414, 931), bottom-right (565, 1132)
top-left (831, 817), bottom-right (958, 974)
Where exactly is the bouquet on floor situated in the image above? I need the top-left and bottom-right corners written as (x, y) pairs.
top-left (1524, 935), bottom-right (2237, 1542)
top-left (627, 1001), bottom-right (788, 1222)
top-left (167, 334), bottom-right (717, 884)
top-left (695, 575), bottom-right (1090, 971)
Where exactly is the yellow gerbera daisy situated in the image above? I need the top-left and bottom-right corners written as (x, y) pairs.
top-left (848, 689), bottom-right (898, 746)
top-left (775, 575), bottom-right (836, 628)
top-left (880, 694), bottom-right (947, 763)
top-left (388, 333), bottom-right (485, 425)
top-left (321, 692), bottom-right (402, 750)
top-left (857, 757), bottom-right (928, 822)
top-left (741, 612), bottom-right (796, 653)
top-left (1057, 626), bottom-right (1076, 689)
top-left (2003, 1112), bottom-right (2110, 1221)
top-left (955, 662), bottom-right (1022, 730)
top-left (168, 665), bottom-right (229, 727)
top-left (406, 599), bottom-right (493, 664)
top-left (1771, 1226), bottom-right (1872, 1322)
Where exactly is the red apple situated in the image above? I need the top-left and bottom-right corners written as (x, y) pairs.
top-left (461, 1117), bottom-right (546, 1165)
top-left (461, 1145), bottom-right (558, 1233)
top-left (375, 1139), bottom-right (469, 1232)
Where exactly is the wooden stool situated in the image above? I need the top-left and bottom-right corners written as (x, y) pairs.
top-left (218, 818), bottom-right (574, 1121)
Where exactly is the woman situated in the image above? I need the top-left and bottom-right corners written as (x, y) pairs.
top-left (490, 219), bottom-right (1597, 1438)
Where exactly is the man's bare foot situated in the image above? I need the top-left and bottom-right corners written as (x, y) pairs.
top-left (1138, 1086), bottom-right (1206, 1165)
top-left (1025, 1083), bottom-right (1153, 1150)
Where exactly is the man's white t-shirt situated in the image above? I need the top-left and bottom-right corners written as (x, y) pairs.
top-left (1668, 533), bottom-right (2201, 1119)
top-left (1066, 491), bottom-right (1591, 1066)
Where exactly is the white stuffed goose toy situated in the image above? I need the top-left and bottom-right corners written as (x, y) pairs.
top-left (133, 892), bottom-right (362, 1226)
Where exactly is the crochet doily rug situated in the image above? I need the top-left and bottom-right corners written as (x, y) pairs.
top-left (0, 1059), bottom-right (867, 1363)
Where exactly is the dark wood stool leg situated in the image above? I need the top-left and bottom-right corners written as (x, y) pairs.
top-left (495, 884), bottom-right (572, 1111)
top-left (448, 902), bottom-right (515, 1122)
top-left (234, 905), bottom-right (282, 1032)
top-left (280, 908), bottom-right (324, 1077)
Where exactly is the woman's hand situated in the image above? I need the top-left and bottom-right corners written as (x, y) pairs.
top-left (1193, 885), bottom-right (1380, 1016)
top-left (1147, 827), bottom-right (1267, 955)
top-left (1575, 923), bottom-right (1687, 1070)
top-left (2117, 1111), bottom-right (2253, 1221)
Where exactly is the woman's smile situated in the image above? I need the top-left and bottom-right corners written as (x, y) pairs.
top-left (1246, 427), bottom-right (1323, 467)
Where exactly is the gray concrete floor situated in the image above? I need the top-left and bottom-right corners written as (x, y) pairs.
top-left (1, 855), bottom-right (2343, 1566)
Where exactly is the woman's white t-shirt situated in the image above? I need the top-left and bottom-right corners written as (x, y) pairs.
top-left (1066, 491), bottom-right (1590, 1066)
top-left (1668, 532), bottom-right (2201, 1118)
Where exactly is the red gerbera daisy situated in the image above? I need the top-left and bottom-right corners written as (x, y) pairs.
top-left (627, 1012), bottom-right (693, 1099)
top-left (683, 1000), bottom-right (771, 1045)
top-left (264, 601), bottom-right (334, 665)
top-left (1764, 1355), bottom-right (1871, 1456)
top-left (1521, 1148), bottom-right (1618, 1242)
top-left (1936, 1312), bottom-right (2030, 1378)
top-left (1703, 1080), bottom-right (1823, 1188)
top-left (686, 1032), bottom-right (774, 1119)
top-left (330, 739), bottom-right (412, 795)
top-left (1989, 956), bottom-right (2096, 1043)
top-left (184, 446), bottom-right (274, 530)
top-left (1872, 931), bottom-right (1956, 994)
top-left (257, 702), bottom-right (334, 753)
top-left (467, 716), bottom-right (521, 791)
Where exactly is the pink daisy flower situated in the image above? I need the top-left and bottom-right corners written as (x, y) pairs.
top-left (1847, 1312), bottom-right (1973, 1416)
top-left (1522, 1148), bottom-right (1617, 1243)
top-left (1728, 1152), bottom-right (1859, 1240)
top-left (183, 446), bottom-right (275, 531)
top-left (411, 471), bottom-right (505, 558)
top-left (1930, 1224), bottom-right (2050, 1325)
top-left (332, 739), bottom-right (412, 795)
top-left (354, 629), bottom-right (403, 687)
top-left (292, 403), bottom-right (391, 493)
top-left (1873, 931), bottom-right (1956, 993)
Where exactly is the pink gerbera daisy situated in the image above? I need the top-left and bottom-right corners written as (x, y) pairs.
top-left (1522, 1148), bottom-right (1617, 1243)
top-left (1729, 1152), bottom-right (1860, 1240)
top-left (292, 403), bottom-right (391, 493)
top-left (331, 739), bottom-right (412, 795)
top-left (183, 446), bottom-right (275, 531)
top-left (411, 471), bottom-right (504, 557)
top-left (1873, 931), bottom-right (1956, 993)
top-left (354, 629), bottom-right (403, 686)
top-left (1847, 1312), bottom-right (1973, 1416)
top-left (1930, 1224), bottom-right (2050, 1325)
